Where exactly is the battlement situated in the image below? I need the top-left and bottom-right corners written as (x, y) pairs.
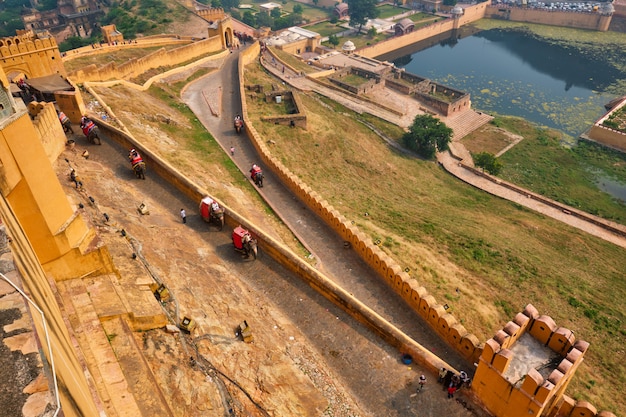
top-left (196, 7), bottom-right (226, 22)
top-left (472, 304), bottom-right (613, 417)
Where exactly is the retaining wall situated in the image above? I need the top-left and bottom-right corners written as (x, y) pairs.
top-left (68, 36), bottom-right (224, 83)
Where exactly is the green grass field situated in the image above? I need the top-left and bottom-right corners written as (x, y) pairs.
top-left (243, 61), bottom-right (626, 415)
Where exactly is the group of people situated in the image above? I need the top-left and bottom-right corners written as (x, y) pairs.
top-left (438, 368), bottom-right (471, 399)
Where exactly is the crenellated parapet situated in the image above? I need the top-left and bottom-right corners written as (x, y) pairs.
top-left (472, 304), bottom-right (614, 417)
top-left (0, 31), bottom-right (65, 78)
top-left (196, 7), bottom-right (226, 21)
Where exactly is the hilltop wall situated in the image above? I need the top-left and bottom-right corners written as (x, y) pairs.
top-left (68, 36), bottom-right (224, 83)
top-left (0, 33), bottom-right (66, 79)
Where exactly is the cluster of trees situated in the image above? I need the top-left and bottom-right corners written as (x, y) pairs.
top-left (234, 4), bottom-right (304, 31)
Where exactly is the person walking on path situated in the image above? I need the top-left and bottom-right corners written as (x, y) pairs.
top-left (230, 146), bottom-right (235, 156)
top-left (417, 374), bottom-right (426, 393)
top-left (180, 208), bottom-right (187, 224)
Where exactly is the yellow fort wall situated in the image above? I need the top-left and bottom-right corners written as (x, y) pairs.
top-left (484, 6), bottom-right (612, 31)
top-left (0, 109), bottom-right (105, 279)
top-left (0, 194), bottom-right (103, 417)
top-left (357, 3), bottom-right (489, 59)
top-left (27, 101), bottom-right (67, 162)
top-left (0, 32), bottom-right (66, 79)
top-left (68, 35), bottom-right (225, 83)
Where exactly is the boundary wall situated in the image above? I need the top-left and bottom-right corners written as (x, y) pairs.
top-left (484, 6), bottom-right (612, 32)
top-left (0, 33), bottom-right (66, 79)
top-left (68, 36), bottom-right (224, 83)
top-left (584, 97), bottom-right (626, 153)
top-left (27, 101), bottom-right (67, 163)
top-left (241, 43), bottom-right (483, 364)
top-left (86, 110), bottom-right (457, 377)
top-left (357, 3), bottom-right (489, 59)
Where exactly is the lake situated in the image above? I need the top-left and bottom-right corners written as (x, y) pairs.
top-left (377, 28), bottom-right (625, 139)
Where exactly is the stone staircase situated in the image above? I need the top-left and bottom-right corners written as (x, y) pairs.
top-left (55, 233), bottom-right (172, 417)
top-left (444, 109), bottom-right (494, 142)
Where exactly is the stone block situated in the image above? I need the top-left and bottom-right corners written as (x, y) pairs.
top-left (523, 304), bottom-right (539, 319)
top-left (572, 401), bottom-right (597, 417)
top-left (491, 348), bottom-right (513, 373)
top-left (548, 327), bottom-right (575, 355)
top-left (520, 368), bottom-right (543, 396)
top-left (529, 315), bottom-right (557, 345)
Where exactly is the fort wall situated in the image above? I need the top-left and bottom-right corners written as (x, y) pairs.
top-left (357, 2), bottom-right (489, 59)
top-left (484, 6), bottom-right (612, 31)
top-left (27, 100), bottom-right (67, 162)
top-left (0, 33), bottom-right (66, 79)
top-left (68, 36), bottom-right (224, 83)
top-left (584, 98), bottom-right (626, 153)
top-left (87, 99), bottom-right (454, 377)
top-left (0, 194), bottom-right (104, 417)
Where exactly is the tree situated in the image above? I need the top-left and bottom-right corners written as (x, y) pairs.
top-left (347, 0), bottom-right (379, 33)
top-left (256, 11), bottom-right (273, 27)
top-left (473, 152), bottom-right (503, 175)
top-left (443, 0), bottom-right (457, 5)
top-left (293, 3), bottom-right (303, 14)
top-left (270, 7), bottom-right (282, 18)
top-left (367, 26), bottom-right (377, 38)
top-left (402, 114), bottom-right (453, 159)
top-left (242, 10), bottom-right (256, 26)
top-left (328, 34), bottom-right (340, 48)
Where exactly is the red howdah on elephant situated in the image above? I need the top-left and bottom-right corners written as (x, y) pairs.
top-left (199, 196), bottom-right (225, 230)
top-left (128, 149), bottom-right (146, 180)
top-left (80, 116), bottom-right (101, 145)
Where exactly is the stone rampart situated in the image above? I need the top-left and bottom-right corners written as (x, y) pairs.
top-left (68, 36), bottom-right (224, 83)
top-left (88, 97), bottom-right (456, 377)
top-left (485, 6), bottom-right (612, 31)
top-left (584, 98), bottom-right (626, 153)
top-left (0, 34), bottom-right (66, 78)
top-left (28, 101), bottom-right (67, 163)
top-left (241, 44), bottom-right (483, 364)
top-left (456, 161), bottom-right (626, 239)
top-left (357, 2), bottom-right (489, 59)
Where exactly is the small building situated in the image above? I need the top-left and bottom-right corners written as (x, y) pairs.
top-left (394, 18), bottom-right (415, 35)
top-left (334, 3), bottom-right (349, 18)
top-left (259, 2), bottom-right (282, 13)
top-left (342, 40), bottom-right (356, 54)
top-left (101, 24), bottom-right (124, 44)
top-left (264, 26), bottom-right (321, 55)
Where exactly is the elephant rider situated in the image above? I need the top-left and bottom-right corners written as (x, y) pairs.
top-left (80, 117), bottom-right (96, 136)
top-left (129, 149), bottom-right (144, 168)
top-left (58, 111), bottom-right (70, 126)
top-left (250, 164), bottom-right (262, 181)
top-left (210, 201), bottom-right (222, 214)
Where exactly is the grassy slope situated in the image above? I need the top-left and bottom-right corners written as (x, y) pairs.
top-left (244, 61), bottom-right (625, 414)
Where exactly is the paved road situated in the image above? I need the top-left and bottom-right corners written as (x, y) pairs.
top-left (181, 48), bottom-right (473, 371)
